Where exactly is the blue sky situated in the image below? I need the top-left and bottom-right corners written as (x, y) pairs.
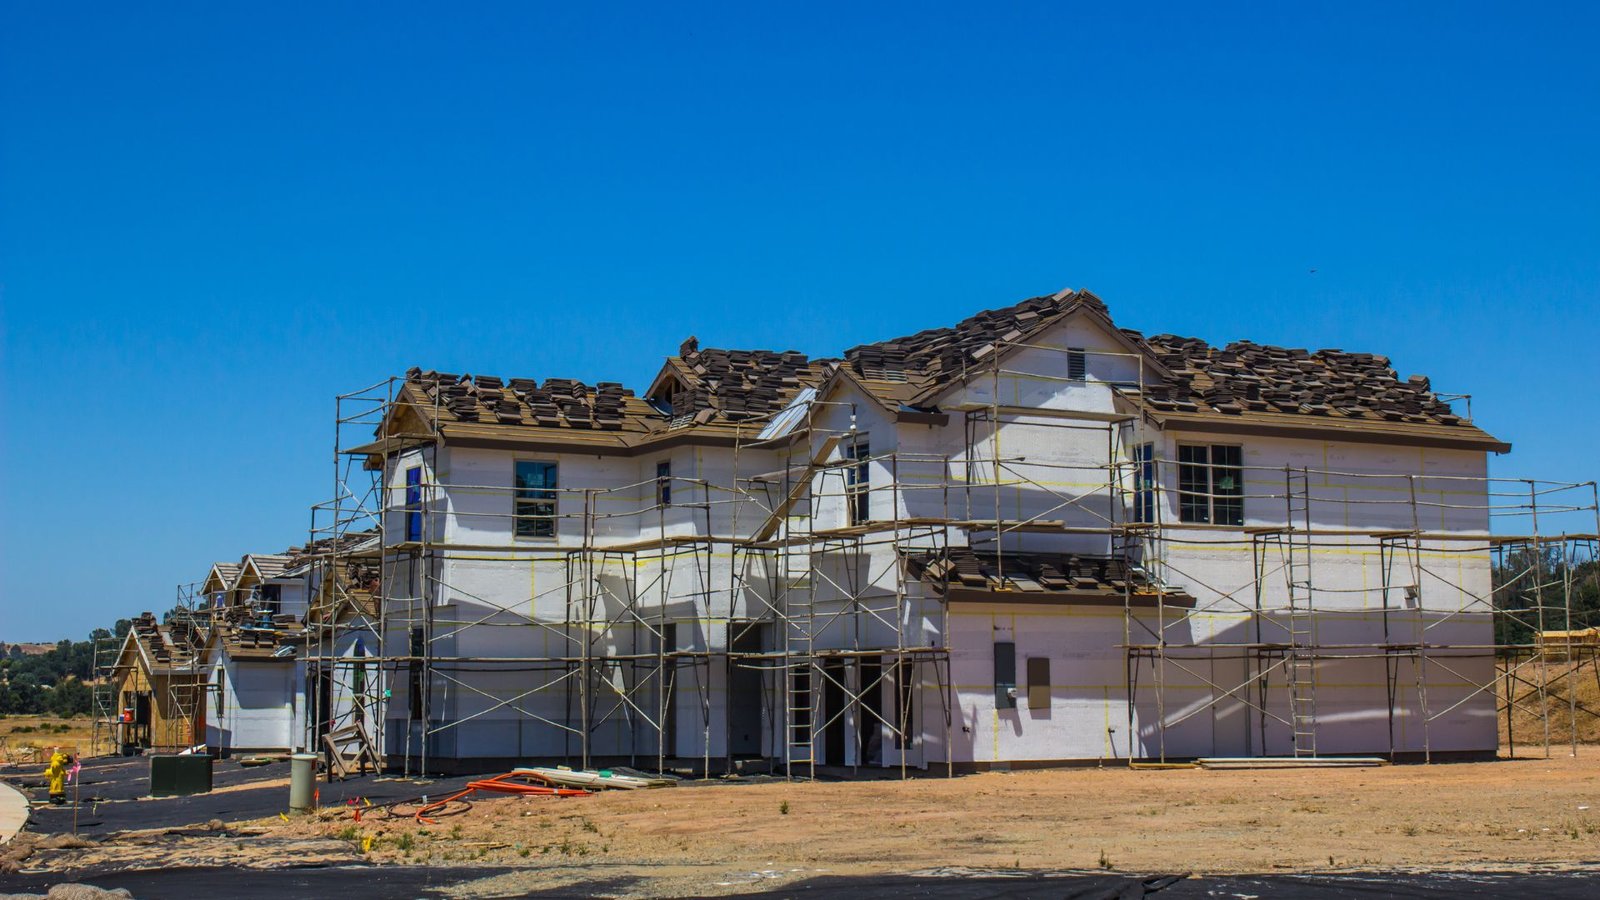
top-left (2, 3), bottom-right (1596, 640)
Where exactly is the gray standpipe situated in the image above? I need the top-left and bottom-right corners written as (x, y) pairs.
top-left (289, 753), bottom-right (318, 811)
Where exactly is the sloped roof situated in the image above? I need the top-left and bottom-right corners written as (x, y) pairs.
top-left (285, 530), bottom-right (380, 568)
top-left (117, 611), bottom-right (208, 676)
top-left (842, 288), bottom-right (1114, 402)
top-left (1138, 335), bottom-right (1461, 425)
top-left (372, 346), bottom-right (837, 454)
top-left (203, 562), bottom-right (242, 593)
top-left (652, 340), bottom-right (836, 424)
top-left (400, 370), bottom-right (660, 434)
top-left (367, 288), bottom-right (1503, 454)
top-left (242, 554), bottom-right (294, 582)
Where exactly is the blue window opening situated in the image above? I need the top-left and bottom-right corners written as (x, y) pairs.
top-left (1134, 443), bottom-right (1155, 524)
top-left (515, 461), bottom-right (559, 538)
top-left (404, 466), bottom-right (423, 542)
top-left (845, 439), bottom-right (870, 525)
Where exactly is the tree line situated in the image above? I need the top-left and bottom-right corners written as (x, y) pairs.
top-left (0, 618), bottom-right (134, 716)
top-left (1492, 548), bottom-right (1600, 648)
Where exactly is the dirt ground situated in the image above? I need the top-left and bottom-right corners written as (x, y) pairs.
top-left (1501, 658), bottom-right (1600, 746)
top-left (15, 747), bottom-right (1600, 896)
top-left (248, 748), bottom-right (1598, 894)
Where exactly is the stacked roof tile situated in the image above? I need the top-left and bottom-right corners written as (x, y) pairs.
top-left (215, 621), bottom-right (298, 658)
top-left (1136, 336), bottom-right (1466, 426)
top-left (404, 369), bottom-right (639, 431)
top-left (904, 548), bottom-right (1155, 598)
top-left (386, 288), bottom-right (1490, 445)
top-left (663, 343), bottom-right (833, 422)
top-left (845, 289), bottom-right (1100, 388)
top-left (130, 612), bottom-right (203, 668)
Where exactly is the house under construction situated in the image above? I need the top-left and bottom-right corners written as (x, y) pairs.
top-left (102, 612), bottom-right (210, 753)
top-left (298, 289), bottom-right (1599, 777)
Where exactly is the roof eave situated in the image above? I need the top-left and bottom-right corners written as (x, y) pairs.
top-left (1150, 409), bottom-right (1512, 454)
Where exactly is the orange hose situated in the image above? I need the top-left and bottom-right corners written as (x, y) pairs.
top-left (412, 771), bottom-right (590, 822)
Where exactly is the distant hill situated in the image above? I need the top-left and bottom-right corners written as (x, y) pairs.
top-left (1, 642), bottom-right (62, 657)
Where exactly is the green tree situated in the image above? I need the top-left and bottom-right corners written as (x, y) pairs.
top-left (46, 677), bottom-right (92, 717)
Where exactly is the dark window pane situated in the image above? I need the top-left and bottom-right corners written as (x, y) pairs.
top-left (1210, 445), bottom-right (1243, 526)
top-left (1134, 443), bottom-right (1155, 524)
top-left (514, 462), bottom-right (557, 536)
top-left (405, 466), bottom-right (423, 542)
top-left (846, 441), bottom-right (870, 524)
top-left (1177, 445), bottom-right (1209, 524)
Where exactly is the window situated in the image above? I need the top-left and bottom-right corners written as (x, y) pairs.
top-left (656, 460), bottom-right (672, 507)
top-left (514, 461), bottom-right (558, 538)
top-left (844, 439), bottom-right (870, 525)
top-left (1177, 444), bottom-right (1244, 526)
top-left (1132, 443), bottom-right (1155, 524)
top-left (1067, 347), bottom-right (1087, 380)
top-left (993, 641), bottom-right (1016, 709)
top-left (404, 466), bottom-right (423, 542)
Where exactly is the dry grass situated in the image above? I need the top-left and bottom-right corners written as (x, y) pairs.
top-left (1500, 657), bottom-right (1600, 748)
top-left (0, 715), bottom-right (98, 764)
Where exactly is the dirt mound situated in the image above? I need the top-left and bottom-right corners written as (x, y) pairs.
top-left (1499, 657), bottom-right (1600, 748)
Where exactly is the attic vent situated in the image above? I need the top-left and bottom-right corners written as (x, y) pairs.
top-left (1067, 348), bottom-right (1087, 381)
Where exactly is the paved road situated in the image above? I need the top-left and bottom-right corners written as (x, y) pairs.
top-left (4, 866), bottom-right (1599, 899)
top-left (0, 780), bottom-right (28, 844)
top-left (3, 755), bottom-right (478, 836)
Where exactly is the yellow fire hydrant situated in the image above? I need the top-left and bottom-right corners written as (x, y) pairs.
top-left (44, 750), bottom-right (70, 805)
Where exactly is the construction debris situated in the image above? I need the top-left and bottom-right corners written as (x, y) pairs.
top-left (516, 766), bottom-right (678, 791)
top-left (1195, 757), bottom-right (1388, 770)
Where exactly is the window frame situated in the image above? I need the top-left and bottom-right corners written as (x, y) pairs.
top-left (404, 465), bottom-right (423, 543)
top-left (844, 438), bottom-right (871, 525)
top-left (513, 460), bottom-right (559, 539)
top-left (1176, 443), bottom-right (1244, 526)
top-left (260, 583), bottom-right (282, 615)
top-left (1132, 442), bottom-right (1156, 524)
top-left (656, 459), bottom-right (672, 508)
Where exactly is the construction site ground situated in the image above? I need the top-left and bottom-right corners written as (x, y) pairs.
top-left (4, 747), bottom-right (1598, 897)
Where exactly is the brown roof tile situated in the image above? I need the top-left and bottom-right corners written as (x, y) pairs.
top-left (1136, 335), bottom-right (1470, 427)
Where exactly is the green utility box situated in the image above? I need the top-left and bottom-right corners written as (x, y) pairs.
top-left (149, 754), bottom-right (214, 797)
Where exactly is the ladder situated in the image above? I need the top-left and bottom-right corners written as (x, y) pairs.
top-left (1282, 467), bottom-right (1318, 757)
top-left (781, 531), bottom-right (816, 778)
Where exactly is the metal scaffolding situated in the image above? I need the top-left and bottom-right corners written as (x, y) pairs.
top-left (300, 337), bottom-right (1599, 777)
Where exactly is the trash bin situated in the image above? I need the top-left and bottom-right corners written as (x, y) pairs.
top-left (289, 753), bottom-right (319, 811)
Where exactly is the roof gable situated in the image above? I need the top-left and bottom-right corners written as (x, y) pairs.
top-left (840, 289), bottom-right (1169, 408)
top-left (202, 563), bottom-right (240, 595)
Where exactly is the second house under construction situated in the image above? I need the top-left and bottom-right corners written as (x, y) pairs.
top-left (303, 289), bottom-right (1599, 776)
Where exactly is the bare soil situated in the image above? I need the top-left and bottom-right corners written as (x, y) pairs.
top-left (19, 748), bottom-right (1600, 896)
top-left (1501, 658), bottom-right (1600, 747)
